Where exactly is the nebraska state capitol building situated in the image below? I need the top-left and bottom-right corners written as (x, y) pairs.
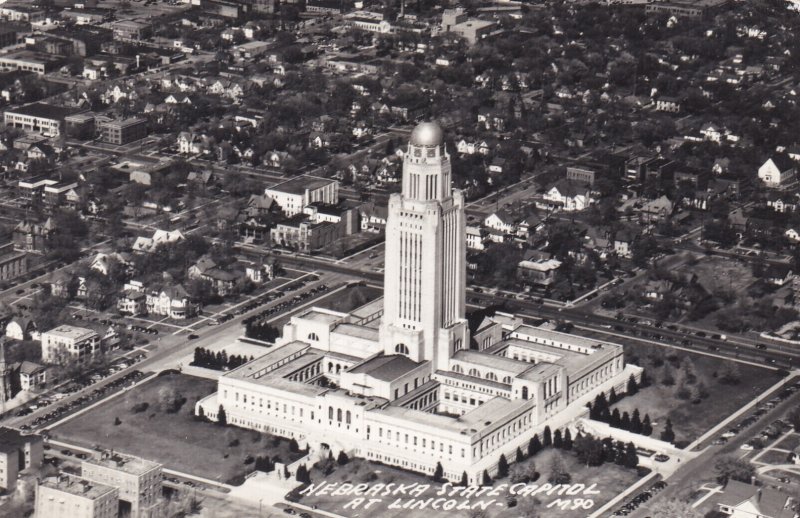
top-left (197, 122), bottom-right (641, 482)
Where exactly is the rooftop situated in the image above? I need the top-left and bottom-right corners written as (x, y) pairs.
top-left (83, 452), bottom-right (161, 476)
top-left (266, 176), bottom-right (336, 196)
top-left (43, 325), bottom-right (98, 341)
top-left (40, 474), bottom-right (117, 500)
top-left (0, 426), bottom-right (40, 453)
top-left (5, 102), bottom-right (78, 120)
top-left (348, 354), bottom-right (422, 382)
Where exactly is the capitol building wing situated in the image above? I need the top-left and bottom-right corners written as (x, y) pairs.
top-left (196, 122), bottom-right (641, 483)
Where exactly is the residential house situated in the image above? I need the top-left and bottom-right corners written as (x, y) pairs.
top-left (766, 192), bottom-right (797, 213)
top-left (655, 96), bottom-right (681, 113)
top-left (132, 229), bottom-right (185, 254)
top-left (483, 210), bottom-right (518, 235)
top-left (19, 362), bottom-right (46, 391)
top-left (716, 480), bottom-right (796, 518)
top-left (764, 264), bottom-right (793, 286)
top-left (517, 254), bottom-right (562, 287)
top-left (466, 226), bottom-right (487, 251)
top-left (12, 218), bottom-right (53, 253)
top-left (359, 202), bottom-right (388, 233)
top-left (117, 289), bottom-right (146, 316)
top-left (145, 284), bottom-right (197, 319)
top-left (758, 155), bottom-right (796, 188)
top-left (538, 180), bottom-right (594, 212)
top-left (614, 228), bottom-right (638, 259)
top-left (177, 132), bottom-right (208, 155)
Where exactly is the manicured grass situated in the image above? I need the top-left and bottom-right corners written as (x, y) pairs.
top-left (615, 343), bottom-right (783, 445)
top-left (312, 285), bottom-right (382, 314)
top-left (777, 433), bottom-right (800, 452)
top-left (51, 373), bottom-right (303, 484)
top-left (757, 449), bottom-right (793, 466)
top-left (299, 448), bottom-right (641, 518)
top-left (496, 449), bottom-right (641, 518)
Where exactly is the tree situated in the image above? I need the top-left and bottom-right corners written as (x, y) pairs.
top-left (157, 386), bottom-right (184, 413)
top-left (651, 499), bottom-right (703, 518)
top-left (610, 408), bottom-right (621, 428)
top-left (574, 435), bottom-right (605, 466)
top-left (547, 454), bottom-right (571, 484)
top-left (289, 438), bottom-right (300, 453)
top-left (719, 361), bottom-right (741, 385)
top-left (620, 411), bottom-right (631, 431)
top-left (624, 442), bottom-right (639, 469)
top-left (553, 429), bottom-right (563, 449)
top-left (528, 434), bottom-right (542, 456)
top-left (543, 426), bottom-right (552, 447)
top-left (608, 387), bottom-right (618, 404)
top-left (460, 471), bottom-right (468, 486)
top-left (590, 392), bottom-right (608, 420)
top-left (626, 374), bottom-right (639, 395)
top-left (714, 456), bottom-right (755, 485)
top-left (631, 409), bottom-right (643, 434)
top-left (563, 428), bottom-right (573, 450)
top-left (496, 454), bottom-right (509, 478)
top-left (661, 419), bottom-right (675, 443)
top-left (336, 451), bottom-right (349, 465)
top-left (482, 470), bottom-right (492, 486)
top-left (114, 416), bottom-right (121, 425)
top-left (217, 405), bottom-right (227, 425)
top-left (295, 464), bottom-right (311, 483)
top-left (433, 462), bottom-right (444, 482)
top-left (516, 447), bottom-right (524, 463)
top-left (642, 414), bottom-right (653, 436)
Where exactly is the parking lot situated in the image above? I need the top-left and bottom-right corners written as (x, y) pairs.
top-left (612, 480), bottom-right (668, 516)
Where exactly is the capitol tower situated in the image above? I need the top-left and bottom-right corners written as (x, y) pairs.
top-left (380, 122), bottom-right (470, 371)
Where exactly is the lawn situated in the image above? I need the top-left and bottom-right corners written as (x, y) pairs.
top-left (615, 342), bottom-right (783, 446)
top-left (298, 448), bottom-right (640, 518)
top-left (51, 373), bottom-right (304, 484)
top-left (312, 285), bottom-right (382, 314)
top-left (776, 433), bottom-right (800, 452)
top-left (688, 256), bottom-right (756, 295)
top-left (756, 449), bottom-right (793, 466)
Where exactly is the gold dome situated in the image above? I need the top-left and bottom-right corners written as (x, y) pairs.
top-left (409, 121), bottom-right (443, 147)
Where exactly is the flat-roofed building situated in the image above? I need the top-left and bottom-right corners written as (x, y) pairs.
top-left (0, 51), bottom-right (62, 75)
top-left (98, 117), bottom-right (147, 145)
top-left (35, 474), bottom-right (118, 518)
top-left (0, 5), bottom-right (47, 23)
top-left (65, 112), bottom-right (96, 140)
top-left (565, 165), bottom-right (597, 186)
top-left (197, 123), bottom-right (640, 484)
top-left (112, 20), bottom-right (152, 41)
top-left (4, 103), bottom-right (78, 137)
top-left (81, 453), bottom-right (162, 518)
top-left (44, 180), bottom-right (79, 207)
top-left (265, 177), bottom-right (339, 216)
top-left (645, 0), bottom-right (729, 17)
top-left (270, 214), bottom-right (342, 252)
top-left (0, 25), bottom-right (18, 48)
top-left (0, 427), bottom-right (43, 491)
top-left (41, 325), bottom-right (100, 363)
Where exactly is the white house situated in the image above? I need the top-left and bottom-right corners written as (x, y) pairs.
top-left (758, 156), bottom-right (796, 188)
top-left (483, 211), bottom-right (517, 234)
top-left (540, 180), bottom-right (593, 212)
top-left (145, 284), bottom-right (197, 319)
top-left (132, 229), bottom-right (185, 254)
